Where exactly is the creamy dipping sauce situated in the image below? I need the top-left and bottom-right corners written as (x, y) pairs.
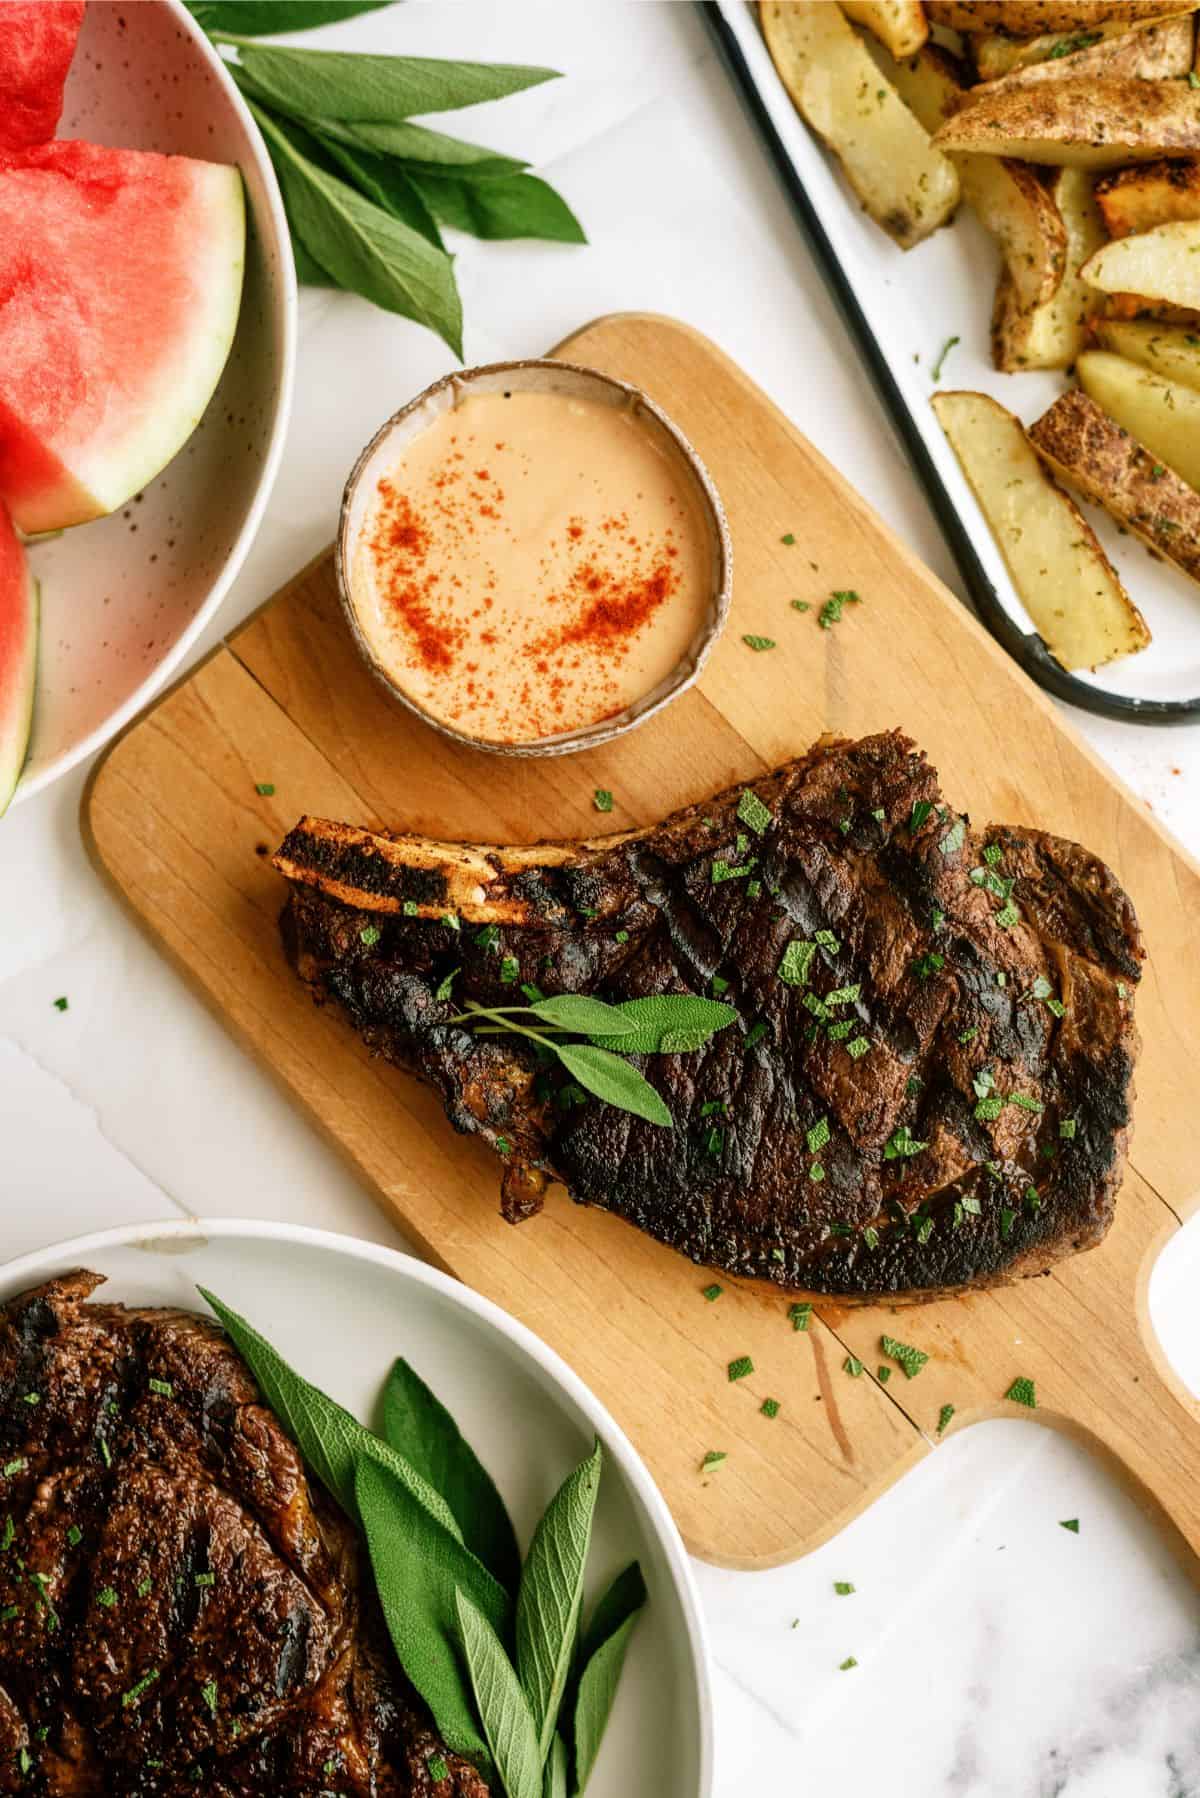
top-left (350, 389), bottom-right (712, 743)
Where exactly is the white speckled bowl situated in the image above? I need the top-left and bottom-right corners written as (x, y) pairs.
top-left (12, 0), bottom-right (296, 805)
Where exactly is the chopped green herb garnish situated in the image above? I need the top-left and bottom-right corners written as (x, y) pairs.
top-left (2, 1459), bottom-right (26, 1478)
top-left (1045, 997), bottom-right (1065, 1018)
top-left (428, 1755), bottom-right (451, 1781)
top-left (440, 914), bottom-right (461, 932)
top-left (761, 1398), bottom-right (780, 1419)
top-left (744, 1021), bottom-right (768, 1052)
top-left (434, 967), bottom-right (459, 1003)
top-left (806, 1116), bottom-right (830, 1154)
top-left (789, 1302), bottom-right (812, 1332)
top-left (359, 924), bottom-right (381, 948)
top-left (843, 1357), bottom-right (864, 1378)
top-left (862, 1225), bottom-right (880, 1250)
top-left (702, 1283), bottom-right (723, 1302)
top-left (814, 929), bottom-right (840, 953)
top-left (826, 982), bottom-right (861, 1007)
top-left (1009, 1092), bottom-right (1043, 1113)
top-left (881, 1335), bottom-right (928, 1379)
top-left (819, 590), bottom-right (859, 629)
top-left (66, 1525), bottom-right (81, 1549)
top-left (1117, 981), bottom-right (1128, 999)
top-left (994, 901), bottom-right (1020, 929)
top-left (1059, 1117), bottom-right (1077, 1140)
top-left (0, 1517), bottom-right (12, 1552)
top-left (937, 1404), bottom-right (955, 1434)
top-left (930, 334), bottom-right (959, 382)
top-left (779, 939), bottom-right (817, 987)
top-left (97, 1586), bottom-right (117, 1608)
top-left (1190, 69), bottom-right (1200, 87)
top-left (884, 1126), bottom-right (927, 1161)
top-left (877, 1365), bottom-right (891, 1383)
top-left (781, 532), bottom-right (796, 545)
top-left (737, 790), bottom-right (773, 836)
top-left (909, 800), bottom-right (933, 832)
top-left (195, 1572), bottom-right (215, 1588)
top-left (1005, 1376), bottom-right (1037, 1409)
top-left (137, 1577), bottom-right (152, 1597)
top-left (962, 1195), bottom-right (981, 1216)
top-left (1060, 1518), bottom-right (1080, 1533)
top-left (839, 1655), bottom-right (858, 1670)
top-left (499, 956), bottom-right (519, 984)
top-left (495, 1136), bottom-right (512, 1155)
top-left (593, 789), bottom-right (613, 813)
top-left (147, 1379), bottom-right (173, 1399)
top-left (402, 900), bottom-right (418, 917)
top-left (728, 1356), bottom-right (754, 1383)
top-left (834, 1581), bottom-right (855, 1596)
top-left (52, 996), bottom-right (69, 1012)
top-left (809, 1161), bottom-right (826, 1183)
top-left (871, 807), bottom-right (885, 822)
top-left (791, 598), bottom-right (810, 612)
top-left (939, 818), bottom-right (965, 857)
top-left (254, 782), bottom-right (275, 797)
top-left (701, 1100), bottom-right (727, 1118)
top-left (912, 951), bottom-right (944, 980)
top-left (704, 1126), bottom-right (724, 1156)
top-left (974, 1096), bottom-right (1003, 1122)
top-left (201, 1679), bottom-right (218, 1716)
top-left (846, 1036), bottom-right (870, 1060)
top-left (712, 858), bottom-right (753, 884)
top-left (474, 924), bottom-right (499, 950)
top-left (742, 634), bottom-right (775, 652)
top-left (122, 1668), bottom-right (160, 1708)
top-left (700, 1450), bottom-right (727, 1473)
top-left (982, 843), bottom-right (1002, 866)
top-left (914, 1216), bottom-right (934, 1244)
top-left (0, 1604), bottom-right (18, 1622)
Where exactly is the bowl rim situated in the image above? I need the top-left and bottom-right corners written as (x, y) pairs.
top-left (335, 357), bottom-right (733, 758)
top-left (0, 1214), bottom-right (715, 1797)
top-left (13, 0), bottom-right (298, 807)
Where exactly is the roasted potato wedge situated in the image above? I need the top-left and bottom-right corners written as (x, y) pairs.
top-left (839, 0), bottom-right (929, 58)
top-left (991, 166), bottom-right (1105, 367)
top-left (1091, 314), bottom-right (1200, 387)
top-left (866, 39), bottom-right (1068, 309)
top-left (933, 78), bottom-right (1200, 168)
top-left (927, 1), bottom-right (1188, 29)
top-left (932, 389), bottom-right (1147, 668)
top-left (1095, 158), bottom-right (1200, 237)
top-left (1083, 219), bottom-right (1200, 308)
top-left (760, 0), bottom-right (960, 248)
top-left (975, 13), bottom-right (1194, 92)
top-left (1076, 348), bottom-right (1200, 488)
top-left (972, 10), bottom-right (1196, 80)
top-left (1029, 386), bottom-right (1200, 584)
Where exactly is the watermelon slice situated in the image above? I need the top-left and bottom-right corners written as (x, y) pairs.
top-left (0, 1), bottom-right (85, 151)
top-left (0, 140), bottom-right (245, 534)
top-left (0, 503), bottom-right (37, 816)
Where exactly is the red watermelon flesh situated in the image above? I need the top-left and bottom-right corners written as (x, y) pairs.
top-left (0, 502), bottom-right (37, 816)
top-left (0, 2), bottom-right (86, 151)
top-left (0, 139), bottom-right (245, 534)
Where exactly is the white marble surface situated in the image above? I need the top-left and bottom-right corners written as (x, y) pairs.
top-left (5, 4), bottom-right (1200, 1793)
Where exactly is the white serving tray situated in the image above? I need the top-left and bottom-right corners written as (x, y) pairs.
top-left (708, 0), bottom-right (1200, 719)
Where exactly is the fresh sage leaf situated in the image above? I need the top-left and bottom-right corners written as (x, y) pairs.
top-left (543, 1733), bottom-right (568, 1798)
top-left (572, 1564), bottom-right (646, 1792)
top-left (554, 1044), bottom-right (672, 1128)
top-left (230, 41), bottom-right (559, 121)
top-left (190, 1), bottom-right (391, 34)
top-left (244, 100), bottom-right (463, 354)
top-left (457, 1588), bottom-right (543, 1798)
top-left (292, 230), bottom-right (335, 286)
top-left (410, 171), bottom-right (586, 244)
top-left (198, 1288), bottom-right (462, 1539)
top-left (382, 1357), bottom-right (521, 1594)
top-left (588, 995), bottom-right (738, 1055)
top-left (516, 1441), bottom-right (602, 1761)
top-left (316, 114), bottom-right (528, 177)
top-left (356, 1455), bottom-right (509, 1768)
top-left (529, 995), bottom-right (637, 1037)
top-left (316, 132), bottom-right (444, 247)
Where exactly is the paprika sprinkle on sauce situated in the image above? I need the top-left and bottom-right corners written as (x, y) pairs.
top-left (349, 388), bottom-right (711, 744)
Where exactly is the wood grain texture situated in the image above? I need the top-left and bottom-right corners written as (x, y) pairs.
top-left (84, 315), bottom-right (1200, 1569)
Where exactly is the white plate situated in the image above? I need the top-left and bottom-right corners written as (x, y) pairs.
top-left (0, 1217), bottom-right (714, 1798)
top-left (714, 1), bottom-right (1200, 709)
top-left (13, 0), bottom-right (296, 804)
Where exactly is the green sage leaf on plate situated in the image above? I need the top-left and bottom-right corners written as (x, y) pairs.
top-left (571, 1562), bottom-right (647, 1792)
top-left (553, 1043), bottom-right (672, 1128)
top-left (410, 171), bottom-right (586, 244)
top-left (456, 1587), bottom-right (543, 1798)
top-left (316, 113), bottom-right (528, 177)
top-left (516, 1440), bottom-right (602, 1760)
top-left (291, 232), bottom-right (335, 286)
top-left (198, 1288), bottom-right (461, 1539)
top-left (587, 994), bottom-right (738, 1055)
top-left (356, 1454), bottom-right (509, 1768)
top-left (188, 0), bottom-right (391, 35)
top-left (382, 1357), bottom-right (521, 1594)
top-left (543, 1732), bottom-right (569, 1798)
top-left (316, 132), bottom-right (444, 247)
top-left (528, 994), bottom-right (637, 1037)
top-left (228, 41), bottom-right (560, 122)
top-left (244, 100), bottom-right (463, 354)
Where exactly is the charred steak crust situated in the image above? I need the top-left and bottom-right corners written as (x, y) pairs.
top-left (0, 1273), bottom-right (488, 1796)
top-left (274, 730), bottom-right (1142, 1301)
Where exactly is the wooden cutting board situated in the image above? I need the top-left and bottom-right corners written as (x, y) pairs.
top-left (84, 315), bottom-right (1200, 1571)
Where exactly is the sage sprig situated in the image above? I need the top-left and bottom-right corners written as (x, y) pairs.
top-left (199, 1295), bottom-right (647, 1797)
top-left (188, 2), bottom-right (585, 352)
top-left (448, 992), bottom-right (738, 1128)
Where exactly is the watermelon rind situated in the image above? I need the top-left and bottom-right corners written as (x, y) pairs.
top-left (0, 546), bottom-right (37, 818)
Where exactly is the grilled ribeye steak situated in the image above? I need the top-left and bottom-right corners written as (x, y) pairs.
top-left (0, 1272), bottom-right (488, 1797)
top-left (274, 730), bottom-right (1142, 1300)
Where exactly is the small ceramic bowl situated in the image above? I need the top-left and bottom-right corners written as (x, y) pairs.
top-left (14, 0), bottom-right (296, 805)
top-left (336, 360), bottom-right (732, 757)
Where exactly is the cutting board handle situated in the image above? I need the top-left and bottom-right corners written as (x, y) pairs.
top-left (1048, 1236), bottom-right (1200, 1570)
